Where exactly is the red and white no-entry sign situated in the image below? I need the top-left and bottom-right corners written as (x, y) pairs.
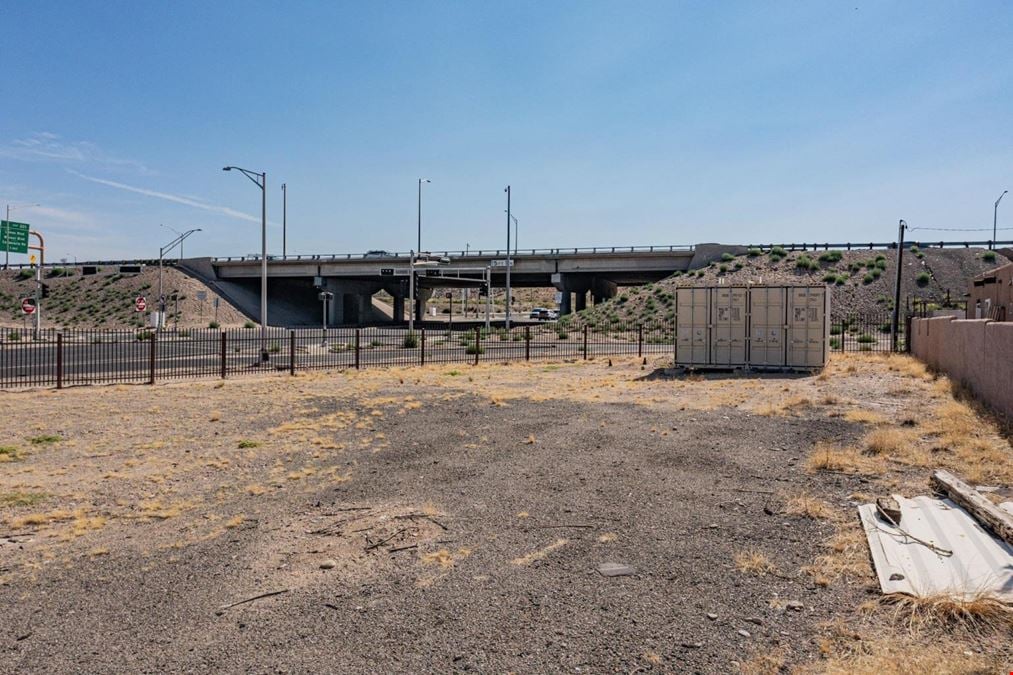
top-left (135, 296), bottom-right (147, 312)
top-left (21, 298), bottom-right (36, 315)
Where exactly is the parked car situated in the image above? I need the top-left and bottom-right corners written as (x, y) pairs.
top-left (529, 307), bottom-right (546, 319)
top-left (545, 309), bottom-right (559, 320)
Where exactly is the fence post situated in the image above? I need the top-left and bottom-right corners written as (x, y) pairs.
top-left (582, 325), bottom-right (588, 360)
top-left (289, 330), bottom-right (296, 376)
top-left (354, 329), bottom-right (360, 369)
top-left (637, 324), bottom-right (643, 358)
top-left (421, 328), bottom-right (426, 366)
top-left (220, 332), bottom-right (227, 379)
top-left (525, 326), bottom-right (530, 361)
top-left (56, 333), bottom-right (63, 390)
top-left (149, 331), bottom-right (157, 385)
top-left (474, 325), bottom-right (480, 365)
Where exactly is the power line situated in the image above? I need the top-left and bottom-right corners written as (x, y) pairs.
top-left (908, 226), bottom-right (1013, 232)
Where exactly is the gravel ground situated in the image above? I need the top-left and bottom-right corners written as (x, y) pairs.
top-left (0, 356), bottom-right (1009, 673)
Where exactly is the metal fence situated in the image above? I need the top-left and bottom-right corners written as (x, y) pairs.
top-left (0, 320), bottom-right (677, 390)
top-left (1, 313), bottom-right (912, 390)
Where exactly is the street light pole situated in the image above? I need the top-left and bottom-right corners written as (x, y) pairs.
top-left (417, 178), bottom-right (430, 253)
top-left (157, 228), bottom-right (201, 332)
top-left (409, 249), bottom-right (416, 335)
top-left (994, 190), bottom-right (1008, 249)
top-left (223, 166), bottom-right (269, 362)
top-left (504, 185), bottom-right (512, 329)
top-left (282, 183), bottom-right (287, 258)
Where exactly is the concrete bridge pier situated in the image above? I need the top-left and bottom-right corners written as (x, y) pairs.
top-left (559, 292), bottom-right (572, 316)
top-left (591, 278), bottom-right (618, 305)
top-left (414, 288), bottom-right (433, 322)
top-left (574, 291), bottom-right (588, 312)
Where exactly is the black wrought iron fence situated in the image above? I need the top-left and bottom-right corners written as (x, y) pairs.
top-left (1, 313), bottom-right (909, 390)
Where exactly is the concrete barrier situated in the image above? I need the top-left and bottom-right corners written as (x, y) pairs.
top-left (911, 317), bottom-right (1013, 419)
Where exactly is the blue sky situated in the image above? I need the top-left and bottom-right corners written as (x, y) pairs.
top-left (2, 1), bottom-right (1011, 261)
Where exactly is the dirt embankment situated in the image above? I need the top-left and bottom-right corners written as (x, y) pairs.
top-left (579, 247), bottom-right (1007, 324)
top-left (0, 266), bottom-right (249, 329)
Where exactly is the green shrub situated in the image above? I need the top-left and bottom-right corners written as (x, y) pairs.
top-left (237, 440), bottom-right (260, 449)
top-left (822, 273), bottom-right (839, 284)
top-left (983, 251), bottom-right (997, 263)
top-left (862, 273), bottom-right (875, 284)
top-left (718, 264), bottom-right (729, 273)
top-left (268, 341), bottom-right (281, 353)
top-left (29, 434), bottom-right (61, 445)
top-left (879, 322), bottom-right (892, 334)
top-left (835, 276), bottom-right (846, 285)
top-left (830, 325), bottom-right (842, 336)
top-left (875, 259), bottom-right (887, 270)
top-left (696, 270), bottom-right (705, 278)
top-left (818, 251), bottom-right (842, 263)
top-left (829, 337), bottom-right (841, 350)
top-left (465, 342), bottom-right (484, 355)
top-left (720, 252), bottom-right (735, 262)
top-left (243, 320), bottom-right (256, 329)
top-left (915, 271), bottom-right (931, 287)
top-left (557, 329), bottom-right (569, 340)
top-left (402, 331), bottom-right (419, 348)
top-left (17, 269), bottom-right (34, 280)
top-left (734, 262), bottom-right (743, 270)
top-left (208, 321), bottom-right (220, 329)
top-left (136, 330), bottom-right (153, 341)
top-left (769, 246), bottom-right (786, 260)
top-left (370, 339), bottom-right (382, 347)
top-left (7, 331), bottom-right (20, 342)
top-left (747, 247), bottom-right (762, 257)
top-left (856, 333), bottom-right (875, 344)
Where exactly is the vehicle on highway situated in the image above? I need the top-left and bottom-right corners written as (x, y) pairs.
top-left (530, 307), bottom-right (547, 319)
top-left (364, 250), bottom-right (391, 258)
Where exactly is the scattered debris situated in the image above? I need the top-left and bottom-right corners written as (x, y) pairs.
top-left (597, 562), bottom-right (635, 577)
top-left (860, 484), bottom-right (1013, 602)
top-left (737, 629), bottom-right (751, 638)
top-left (319, 559), bottom-right (337, 570)
top-left (218, 589), bottom-right (290, 612)
top-left (930, 470), bottom-right (1013, 546)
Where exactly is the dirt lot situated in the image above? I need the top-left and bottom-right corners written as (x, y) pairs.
top-left (0, 355), bottom-right (1010, 673)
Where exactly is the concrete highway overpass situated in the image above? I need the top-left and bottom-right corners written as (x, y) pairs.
top-left (180, 243), bottom-right (745, 326)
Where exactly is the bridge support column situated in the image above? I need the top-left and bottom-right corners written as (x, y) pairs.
top-left (392, 292), bottom-right (405, 322)
top-left (575, 291), bottom-right (587, 313)
top-left (591, 278), bottom-right (618, 305)
top-left (559, 292), bottom-right (572, 316)
top-left (414, 288), bottom-right (433, 323)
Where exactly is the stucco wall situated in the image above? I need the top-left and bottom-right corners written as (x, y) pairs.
top-left (911, 317), bottom-right (1013, 419)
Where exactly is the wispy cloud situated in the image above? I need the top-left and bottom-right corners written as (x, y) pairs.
top-left (67, 169), bottom-right (262, 224)
top-left (1, 132), bottom-right (153, 174)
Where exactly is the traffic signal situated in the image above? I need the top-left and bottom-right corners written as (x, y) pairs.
top-left (40, 282), bottom-right (50, 299)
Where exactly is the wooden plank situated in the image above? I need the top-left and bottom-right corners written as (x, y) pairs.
top-left (931, 469), bottom-right (1013, 546)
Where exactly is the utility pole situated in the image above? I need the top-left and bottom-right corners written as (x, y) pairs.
top-left (504, 185), bottom-right (512, 329)
top-left (994, 190), bottom-right (1008, 249)
top-left (891, 219), bottom-right (907, 352)
top-left (282, 183), bottom-right (287, 258)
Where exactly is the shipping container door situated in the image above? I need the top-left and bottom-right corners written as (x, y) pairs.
top-left (710, 287), bottom-right (747, 365)
top-left (786, 287), bottom-right (828, 368)
top-left (748, 287), bottom-right (786, 367)
top-left (676, 288), bottom-right (710, 365)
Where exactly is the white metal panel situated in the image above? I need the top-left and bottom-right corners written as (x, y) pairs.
top-left (747, 287), bottom-right (786, 367)
top-left (859, 496), bottom-right (1013, 602)
top-left (786, 286), bottom-right (828, 368)
top-left (710, 287), bottom-right (747, 365)
top-left (676, 288), bottom-right (710, 365)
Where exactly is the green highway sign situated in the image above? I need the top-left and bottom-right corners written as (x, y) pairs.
top-left (0, 220), bottom-right (30, 254)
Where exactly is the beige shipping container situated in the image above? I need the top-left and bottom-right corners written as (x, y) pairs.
top-left (710, 287), bottom-right (748, 365)
top-left (676, 288), bottom-right (710, 365)
top-left (748, 286), bottom-right (787, 367)
top-left (785, 286), bottom-right (829, 368)
top-left (674, 285), bottom-right (828, 370)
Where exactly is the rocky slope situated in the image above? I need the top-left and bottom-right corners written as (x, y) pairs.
top-left (576, 246), bottom-right (1006, 324)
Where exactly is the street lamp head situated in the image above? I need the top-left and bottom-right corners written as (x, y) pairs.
top-left (420, 178), bottom-right (431, 184)
top-left (998, 190), bottom-right (1009, 207)
top-left (223, 166), bottom-right (232, 172)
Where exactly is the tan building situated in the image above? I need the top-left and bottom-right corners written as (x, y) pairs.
top-left (968, 262), bottom-right (1013, 321)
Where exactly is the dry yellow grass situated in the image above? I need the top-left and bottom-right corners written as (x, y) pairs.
top-left (873, 592), bottom-right (1013, 636)
top-left (804, 522), bottom-right (872, 587)
top-left (843, 409), bottom-right (888, 425)
top-left (806, 441), bottom-right (865, 474)
top-left (224, 515), bottom-right (245, 529)
top-left (511, 538), bottom-right (568, 566)
top-left (863, 427), bottom-right (913, 456)
top-left (782, 493), bottom-right (838, 520)
top-left (739, 648), bottom-right (786, 675)
top-left (421, 547), bottom-right (471, 568)
top-left (812, 631), bottom-right (1002, 675)
top-left (733, 549), bottom-right (776, 576)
